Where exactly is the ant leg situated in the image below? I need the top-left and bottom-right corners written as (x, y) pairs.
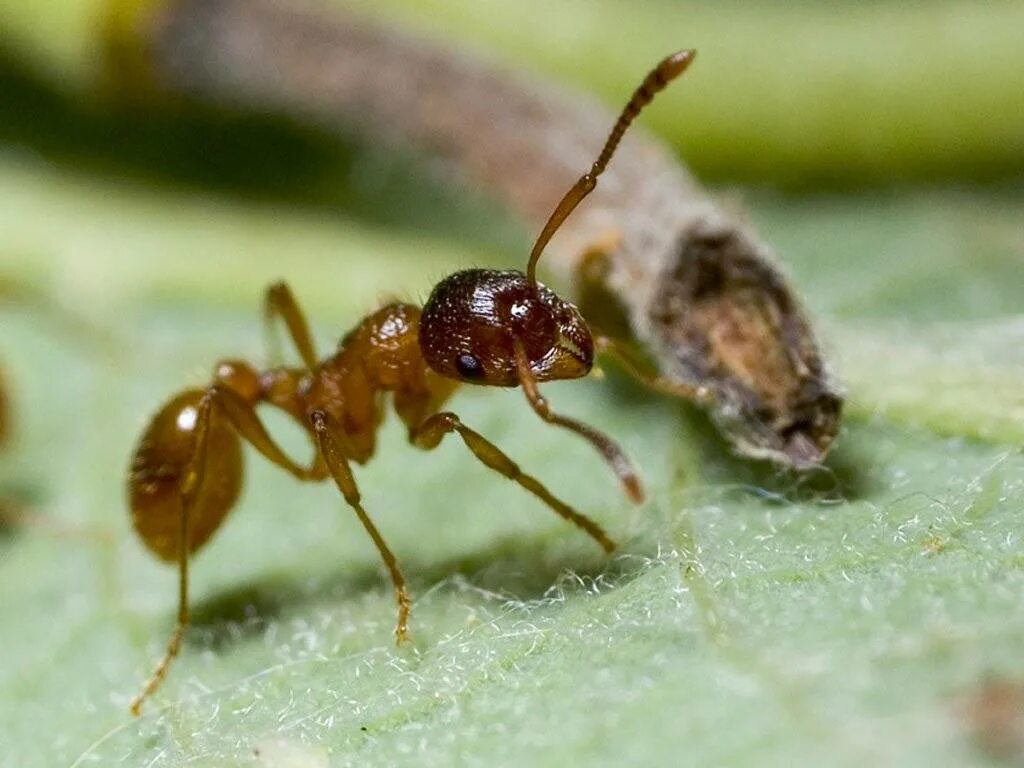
top-left (263, 281), bottom-right (318, 370)
top-left (129, 393), bottom-right (214, 716)
top-left (310, 410), bottom-right (411, 643)
top-left (513, 343), bottom-right (644, 504)
top-left (593, 336), bottom-right (708, 403)
top-left (573, 238), bottom-right (634, 341)
top-left (208, 384), bottom-right (324, 480)
top-left (572, 244), bottom-right (707, 402)
top-left (410, 411), bottom-right (615, 553)
top-left (130, 383), bottom-right (322, 715)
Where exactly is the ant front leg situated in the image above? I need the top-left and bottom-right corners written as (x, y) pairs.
top-left (264, 281), bottom-right (319, 370)
top-left (573, 235), bottom-right (635, 343)
top-left (409, 411), bottom-right (615, 553)
top-left (572, 246), bottom-right (708, 404)
top-left (513, 343), bottom-right (644, 504)
top-left (309, 410), bottom-right (411, 643)
top-left (593, 336), bottom-right (710, 404)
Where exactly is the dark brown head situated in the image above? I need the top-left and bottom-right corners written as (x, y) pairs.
top-left (419, 269), bottom-right (593, 386)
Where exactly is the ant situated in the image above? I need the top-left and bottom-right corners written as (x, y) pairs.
top-left (127, 50), bottom-right (699, 714)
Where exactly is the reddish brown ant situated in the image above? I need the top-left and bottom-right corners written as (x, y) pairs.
top-left (127, 50), bottom-right (698, 714)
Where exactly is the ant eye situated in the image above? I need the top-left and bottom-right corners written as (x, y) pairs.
top-left (455, 353), bottom-right (484, 379)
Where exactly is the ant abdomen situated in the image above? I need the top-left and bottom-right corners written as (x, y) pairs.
top-left (128, 389), bottom-right (243, 562)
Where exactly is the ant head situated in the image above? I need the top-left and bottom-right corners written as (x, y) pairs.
top-left (421, 50), bottom-right (695, 390)
top-left (419, 269), bottom-right (593, 386)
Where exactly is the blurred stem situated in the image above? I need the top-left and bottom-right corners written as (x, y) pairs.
top-left (2, 0), bottom-right (1022, 186)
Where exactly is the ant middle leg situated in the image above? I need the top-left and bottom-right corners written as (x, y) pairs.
top-left (409, 410), bottom-right (616, 553)
top-left (263, 281), bottom-right (318, 370)
top-left (310, 410), bottom-right (412, 643)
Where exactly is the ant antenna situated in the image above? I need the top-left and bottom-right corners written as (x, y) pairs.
top-left (525, 49), bottom-right (696, 288)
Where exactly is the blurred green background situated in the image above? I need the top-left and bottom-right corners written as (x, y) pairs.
top-left (0, 1), bottom-right (1022, 767)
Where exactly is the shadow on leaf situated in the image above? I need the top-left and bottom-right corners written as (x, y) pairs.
top-left (187, 528), bottom-right (648, 651)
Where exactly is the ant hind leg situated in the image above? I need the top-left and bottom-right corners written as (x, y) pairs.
top-left (129, 384), bottom-right (322, 715)
top-left (410, 411), bottom-right (616, 553)
top-left (129, 392), bottom-right (214, 716)
top-left (210, 383), bottom-right (324, 480)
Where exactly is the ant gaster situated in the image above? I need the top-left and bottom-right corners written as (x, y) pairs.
top-left (126, 50), bottom-right (697, 715)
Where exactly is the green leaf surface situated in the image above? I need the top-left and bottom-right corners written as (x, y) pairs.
top-left (1, 137), bottom-right (1023, 768)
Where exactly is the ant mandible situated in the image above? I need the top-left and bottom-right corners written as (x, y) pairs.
top-left (126, 50), bottom-right (698, 715)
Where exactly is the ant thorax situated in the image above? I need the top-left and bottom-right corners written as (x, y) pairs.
top-left (419, 269), bottom-right (593, 387)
